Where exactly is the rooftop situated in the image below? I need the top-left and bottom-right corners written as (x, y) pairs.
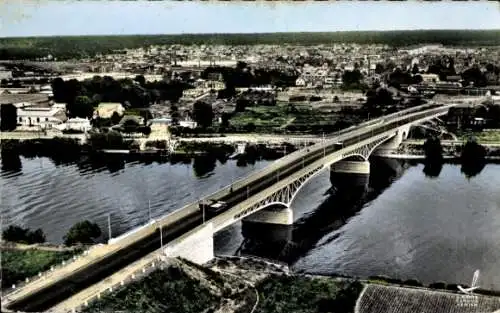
top-left (356, 284), bottom-right (500, 313)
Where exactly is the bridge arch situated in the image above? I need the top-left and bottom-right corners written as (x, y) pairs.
top-left (237, 127), bottom-right (411, 227)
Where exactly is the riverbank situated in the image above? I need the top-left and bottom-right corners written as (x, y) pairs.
top-left (74, 256), bottom-right (500, 313)
top-left (0, 138), bottom-right (297, 174)
top-left (1, 246), bottom-right (82, 291)
top-left (80, 256), bottom-right (363, 313)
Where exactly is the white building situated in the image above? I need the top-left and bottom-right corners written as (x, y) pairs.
top-left (179, 120), bottom-right (197, 128)
top-left (295, 77), bottom-right (307, 87)
top-left (94, 102), bottom-right (125, 119)
top-left (149, 118), bottom-right (172, 138)
top-left (56, 117), bottom-right (92, 132)
top-left (17, 107), bottom-right (66, 129)
top-left (0, 70), bottom-right (13, 80)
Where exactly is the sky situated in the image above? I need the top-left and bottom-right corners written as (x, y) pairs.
top-left (0, 1), bottom-right (499, 38)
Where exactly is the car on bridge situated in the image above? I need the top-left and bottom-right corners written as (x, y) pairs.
top-left (199, 200), bottom-right (228, 217)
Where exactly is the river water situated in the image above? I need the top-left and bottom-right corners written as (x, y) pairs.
top-left (1, 155), bottom-right (500, 290)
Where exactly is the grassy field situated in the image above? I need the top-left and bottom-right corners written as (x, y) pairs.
top-left (229, 105), bottom-right (296, 129)
top-left (229, 104), bottom-right (345, 132)
top-left (459, 130), bottom-right (500, 142)
top-left (83, 267), bottom-right (219, 313)
top-left (255, 276), bottom-right (363, 313)
top-left (78, 256), bottom-right (363, 313)
top-left (1, 248), bottom-right (81, 289)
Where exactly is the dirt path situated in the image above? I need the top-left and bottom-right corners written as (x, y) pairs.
top-left (0, 241), bottom-right (80, 252)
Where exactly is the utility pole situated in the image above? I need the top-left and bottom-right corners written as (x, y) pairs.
top-left (148, 200), bottom-right (152, 222)
top-left (322, 132), bottom-right (326, 157)
top-left (107, 214), bottom-right (112, 240)
top-left (160, 225), bottom-right (163, 249)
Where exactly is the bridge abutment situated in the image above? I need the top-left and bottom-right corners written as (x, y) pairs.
top-left (242, 206), bottom-right (293, 225)
top-left (163, 222), bottom-right (214, 265)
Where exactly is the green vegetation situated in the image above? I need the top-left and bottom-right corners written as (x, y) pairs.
top-left (63, 220), bottom-right (102, 246)
top-left (1, 249), bottom-right (81, 289)
top-left (255, 276), bottom-right (363, 313)
top-left (2, 225), bottom-right (46, 244)
top-left (1, 30), bottom-right (500, 60)
top-left (228, 104), bottom-right (362, 134)
top-left (82, 267), bottom-right (219, 313)
top-left (459, 130), bottom-right (500, 142)
top-left (80, 257), bottom-right (363, 313)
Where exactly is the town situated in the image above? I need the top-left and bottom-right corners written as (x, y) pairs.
top-left (2, 25), bottom-right (500, 313)
top-left (1, 39), bottom-right (500, 154)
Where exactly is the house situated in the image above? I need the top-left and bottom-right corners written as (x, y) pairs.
top-left (420, 74), bottom-right (440, 84)
top-left (0, 70), bottom-right (13, 80)
top-left (55, 117), bottom-right (91, 132)
top-left (179, 120), bottom-right (197, 128)
top-left (148, 118), bottom-right (172, 137)
top-left (295, 77), bottom-right (307, 87)
top-left (17, 106), bottom-right (66, 129)
top-left (120, 115), bottom-right (144, 126)
top-left (94, 102), bottom-right (125, 119)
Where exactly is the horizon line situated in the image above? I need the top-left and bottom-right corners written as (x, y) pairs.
top-left (2, 29), bottom-right (500, 40)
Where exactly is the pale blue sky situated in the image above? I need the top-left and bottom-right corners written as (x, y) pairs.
top-left (1, 1), bottom-right (499, 38)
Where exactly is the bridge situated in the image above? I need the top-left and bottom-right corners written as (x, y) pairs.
top-left (2, 103), bottom-right (457, 313)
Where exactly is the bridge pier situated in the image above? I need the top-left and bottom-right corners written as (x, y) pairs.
top-left (242, 206), bottom-right (293, 225)
top-left (330, 160), bottom-right (370, 174)
top-left (373, 125), bottom-right (410, 156)
top-left (330, 160), bottom-right (370, 188)
top-left (163, 222), bottom-right (214, 265)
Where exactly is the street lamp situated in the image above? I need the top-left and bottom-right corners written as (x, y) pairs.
top-left (148, 200), bottom-right (152, 222)
top-left (200, 199), bottom-right (205, 223)
top-left (322, 132), bottom-right (326, 157)
top-left (160, 225), bottom-right (163, 249)
top-left (107, 214), bottom-right (112, 240)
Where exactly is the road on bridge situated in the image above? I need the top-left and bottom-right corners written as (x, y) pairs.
top-left (3, 103), bottom-right (453, 313)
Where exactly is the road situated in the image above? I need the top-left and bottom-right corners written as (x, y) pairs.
top-left (403, 139), bottom-right (500, 147)
top-left (2, 103), bottom-right (452, 313)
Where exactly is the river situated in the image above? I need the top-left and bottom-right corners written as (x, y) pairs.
top-left (1, 154), bottom-right (500, 290)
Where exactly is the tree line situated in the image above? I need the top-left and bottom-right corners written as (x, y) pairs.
top-left (422, 137), bottom-right (488, 178)
top-left (2, 220), bottom-right (102, 246)
top-left (1, 30), bottom-right (500, 60)
top-left (50, 75), bottom-right (191, 118)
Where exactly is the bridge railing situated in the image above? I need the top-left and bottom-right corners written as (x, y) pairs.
top-left (2, 245), bottom-right (101, 298)
top-left (64, 252), bottom-right (167, 313)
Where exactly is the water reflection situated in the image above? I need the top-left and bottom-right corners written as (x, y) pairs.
top-left (461, 160), bottom-right (486, 179)
top-left (238, 158), bottom-right (406, 265)
top-left (193, 154), bottom-right (217, 178)
top-left (423, 160), bottom-right (443, 178)
top-left (1, 149), bottom-right (22, 173)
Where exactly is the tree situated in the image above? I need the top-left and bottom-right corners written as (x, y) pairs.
top-left (67, 96), bottom-right (94, 118)
top-left (110, 111), bottom-right (122, 125)
top-left (192, 101), bottom-right (213, 128)
top-left (51, 77), bottom-right (67, 103)
top-left (375, 63), bottom-right (385, 75)
top-left (412, 64), bottom-right (420, 75)
top-left (460, 140), bottom-right (487, 178)
top-left (341, 70), bottom-right (363, 89)
top-left (63, 220), bottom-right (102, 246)
top-left (2, 225), bottom-right (46, 244)
top-left (134, 75), bottom-right (146, 86)
top-left (1, 103), bottom-right (18, 131)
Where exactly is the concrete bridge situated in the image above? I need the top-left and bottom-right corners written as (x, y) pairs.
top-left (2, 103), bottom-right (457, 313)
